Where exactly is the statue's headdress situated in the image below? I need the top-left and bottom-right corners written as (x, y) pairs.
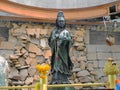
top-left (57, 11), bottom-right (64, 18)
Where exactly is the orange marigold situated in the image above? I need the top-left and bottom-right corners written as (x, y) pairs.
top-left (44, 64), bottom-right (51, 71)
top-left (39, 75), bottom-right (46, 79)
top-left (36, 64), bottom-right (42, 72)
top-left (36, 64), bottom-right (51, 73)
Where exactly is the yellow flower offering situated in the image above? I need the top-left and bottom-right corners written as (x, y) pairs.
top-left (103, 58), bottom-right (119, 75)
top-left (36, 63), bottom-right (51, 79)
top-left (36, 65), bottom-right (43, 72)
top-left (44, 64), bottom-right (51, 71)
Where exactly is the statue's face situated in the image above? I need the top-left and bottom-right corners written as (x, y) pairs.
top-left (57, 17), bottom-right (65, 28)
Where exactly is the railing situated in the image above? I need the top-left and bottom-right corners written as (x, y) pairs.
top-left (48, 83), bottom-right (108, 88)
top-left (47, 83), bottom-right (109, 90)
top-left (0, 65), bottom-right (116, 90)
top-left (0, 83), bottom-right (108, 90)
top-left (0, 85), bottom-right (34, 90)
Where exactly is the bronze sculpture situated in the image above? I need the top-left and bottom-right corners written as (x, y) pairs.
top-left (48, 11), bottom-right (75, 90)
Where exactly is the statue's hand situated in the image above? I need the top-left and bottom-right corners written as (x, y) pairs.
top-left (59, 29), bottom-right (71, 41)
top-left (52, 33), bottom-right (59, 40)
top-left (55, 34), bottom-right (59, 39)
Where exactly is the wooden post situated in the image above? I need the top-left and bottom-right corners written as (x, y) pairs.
top-left (43, 72), bottom-right (48, 90)
top-left (108, 74), bottom-right (116, 89)
top-left (40, 72), bottom-right (48, 90)
top-left (40, 78), bottom-right (43, 90)
top-left (43, 84), bottom-right (47, 90)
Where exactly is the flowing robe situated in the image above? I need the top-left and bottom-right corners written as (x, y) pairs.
top-left (48, 28), bottom-right (73, 84)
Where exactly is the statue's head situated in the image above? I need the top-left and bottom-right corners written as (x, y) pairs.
top-left (56, 11), bottom-right (66, 29)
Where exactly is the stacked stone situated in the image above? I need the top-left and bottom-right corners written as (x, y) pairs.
top-left (8, 23), bottom-right (52, 86)
top-left (68, 27), bottom-right (98, 89)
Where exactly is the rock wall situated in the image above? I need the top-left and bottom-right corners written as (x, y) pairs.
top-left (6, 23), bottom-right (90, 86)
top-left (0, 22), bottom-right (120, 89)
